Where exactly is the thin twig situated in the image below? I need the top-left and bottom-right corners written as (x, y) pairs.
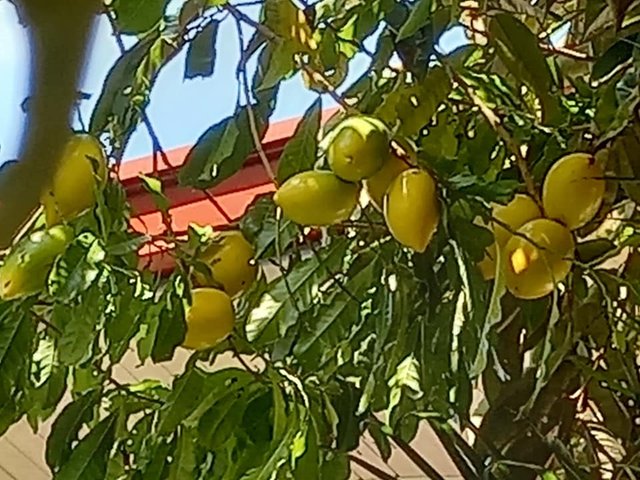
top-left (224, 3), bottom-right (277, 41)
top-left (389, 435), bottom-right (447, 480)
top-left (108, 377), bottom-right (164, 405)
top-left (105, 9), bottom-right (173, 172)
top-left (203, 189), bottom-right (234, 223)
top-left (348, 455), bottom-right (398, 480)
top-left (229, 339), bottom-right (262, 381)
top-left (232, 16), bottom-right (277, 184)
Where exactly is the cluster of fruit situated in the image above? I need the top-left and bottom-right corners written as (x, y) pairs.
top-left (0, 134), bottom-right (107, 301)
top-left (274, 115), bottom-right (441, 252)
top-left (183, 230), bottom-right (257, 350)
top-left (0, 133), bottom-right (258, 352)
top-left (478, 153), bottom-right (605, 299)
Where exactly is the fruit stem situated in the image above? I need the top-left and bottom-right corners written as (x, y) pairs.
top-left (232, 15), bottom-right (278, 185)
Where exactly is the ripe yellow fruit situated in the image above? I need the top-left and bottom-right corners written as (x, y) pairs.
top-left (274, 170), bottom-right (360, 226)
top-left (542, 152), bottom-right (605, 230)
top-left (0, 225), bottom-right (73, 300)
top-left (182, 288), bottom-right (235, 350)
top-left (41, 133), bottom-right (108, 226)
top-left (192, 231), bottom-right (257, 296)
top-left (327, 116), bottom-right (391, 182)
top-left (384, 169), bottom-right (439, 252)
top-left (504, 218), bottom-right (575, 300)
top-left (478, 194), bottom-right (542, 280)
top-left (365, 153), bottom-right (411, 210)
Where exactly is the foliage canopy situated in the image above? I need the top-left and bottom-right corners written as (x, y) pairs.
top-left (2, 0), bottom-right (640, 478)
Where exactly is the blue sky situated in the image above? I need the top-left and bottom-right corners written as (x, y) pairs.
top-left (0, 2), bottom-right (467, 165)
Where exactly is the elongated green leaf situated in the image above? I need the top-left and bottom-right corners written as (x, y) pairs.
top-left (0, 305), bottom-right (33, 385)
top-left (47, 391), bottom-right (101, 471)
top-left (294, 253), bottom-right (380, 356)
top-left (246, 240), bottom-right (348, 342)
top-left (239, 195), bottom-right (297, 259)
top-left (55, 413), bottom-right (117, 480)
top-left (157, 368), bottom-right (206, 435)
top-left (89, 35), bottom-right (157, 135)
top-left (277, 98), bottom-right (322, 183)
top-left (178, 108), bottom-right (266, 189)
top-left (185, 20), bottom-right (219, 80)
top-left (396, 0), bottom-right (432, 41)
top-left (488, 13), bottom-right (559, 123)
top-left (168, 428), bottom-right (197, 480)
top-left (58, 289), bottom-right (103, 366)
top-left (112, 0), bottom-right (170, 34)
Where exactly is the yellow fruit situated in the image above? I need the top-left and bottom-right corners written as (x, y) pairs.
top-left (0, 225), bottom-right (73, 300)
top-left (327, 116), bottom-right (391, 181)
top-left (478, 194), bottom-right (542, 280)
top-left (274, 170), bottom-right (360, 226)
top-left (365, 153), bottom-right (412, 210)
top-left (193, 231), bottom-right (257, 296)
top-left (41, 133), bottom-right (108, 226)
top-left (182, 288), bottom-right (235, 350)
top-left (542, 152), bottom-right (605, 230)
top-left (384, 169), bottom-right (439, 252)
top-left (504, 218), bottom-right (575, 300)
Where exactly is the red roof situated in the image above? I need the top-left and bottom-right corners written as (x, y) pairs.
top-left (124, 108), bottom-right (339, 272)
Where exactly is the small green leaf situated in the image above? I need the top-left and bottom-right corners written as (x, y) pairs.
top-left (277, 98), bottom-right (322, 183)
top-left (396, 0), bottom-right (432, 41)
top-left (140, 174), bottom-right (170, 213)
top-left (55, 413), bottom-right (117, 480)
top-left (184, 20), bottom-right (219, 80)
top-left (112, 0), bottom-right (170, 34)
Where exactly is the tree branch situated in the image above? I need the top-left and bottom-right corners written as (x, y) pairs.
top-left (348, 455), bottom-right (398, 480)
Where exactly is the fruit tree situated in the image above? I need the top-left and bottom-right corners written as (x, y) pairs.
top-left (1, 1), bottom-right (640, 479)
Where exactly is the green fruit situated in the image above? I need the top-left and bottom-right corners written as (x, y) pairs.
top-left (504, 218), bottom-right (574, 300)
top-left (182, 288), bottom-right (235, 350)
top-left (542, 152), bottom-right (605, 230)
top-left (274, 170), bottom-right (360, 226)
top-left (192, 230), bottom-right (257, 296)
top-left (41, 133), bottom-right (108, 226)
top-left (0, 225), bottom-right (74, 300)
top-left (327, 116), bottom-right (391, 182)
top-left (478, 194), bottom-right (542, 280)
top-left (365, 153), bottom-right (412, 210)
top-left (384, 169), bottom-right (439, 252)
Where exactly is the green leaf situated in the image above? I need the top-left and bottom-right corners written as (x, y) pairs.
top-left (157, 368), bottom-right (207, 435)
top-left (168, 428), bottom-right (197, 480)
top-left (89, 35), bottom-right (157, 135)
top-left (178, 108), bottom-right (267, 189)
top-left (184, 20), bottom-right (219, 80)
top-left (294, 253), bottom-right (380, 356)
top-left (488, 13), bottom-right (560, 124)
top-left (591, 37), bottom-right (634, 81)
top-left (140, 175), bottom-right (170, 213)
top-left (55, 413), bottom-right (117, 480)
top-left (58, 289), bottom-right (103, 366)
top-left (376, 67), bottom-right (452, 136)
top-left (239, 195), bottom-right (297, 259)
top-left (46, 391), bottom-right (100, 471)
top-left (0, 305), bottom-right (34, 385)
top-left (246, 240), bottom-right (348, 342)
top-left (277, 98), bottom-right (322, 183)
top-left (112, 0), bottom-right (170, 34)
top-left (396, 0), bottom-right (432, 41)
